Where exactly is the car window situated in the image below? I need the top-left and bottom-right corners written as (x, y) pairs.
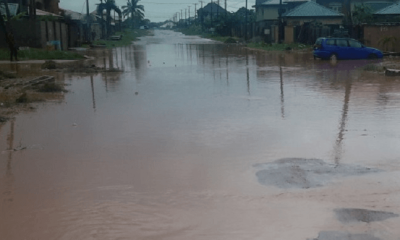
top-left (336, 39), bottom-right (348, 47)
top-left (315, 38), bottom-right (322, 45)
top-left (326, 39), bottom-right (335, 45)
top-left (349, 40), bottom-right (362, 48)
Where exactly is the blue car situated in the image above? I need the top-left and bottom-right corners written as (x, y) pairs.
top-left (313, 37), bottom-right (383, 60)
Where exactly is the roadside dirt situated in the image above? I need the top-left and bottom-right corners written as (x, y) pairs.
top-left (0, 59), bottom-right (123, 124)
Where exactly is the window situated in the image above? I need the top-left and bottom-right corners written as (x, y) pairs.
top-left (336, 39), bottom-right (348, 47)
top-left (349, 40), bottom-right (362, 48)
top-left (326, 39), bottom-right (335, 45)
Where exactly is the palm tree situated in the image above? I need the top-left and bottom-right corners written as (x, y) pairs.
top-left (122, 0), bottom-right (144, 29)
top-left (97, 0), bottom-right (122, 37)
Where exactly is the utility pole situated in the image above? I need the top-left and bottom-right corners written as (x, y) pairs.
top-left (217, 0), bottom-right (219, 19)
top-left (245, 0), bottom-right (248, 40)
top-left (185, 8), bottom-right (187, 26)
top-left (188, 6), bottom-right (191, 25)
top-left (86, 0), bottom-right (91, 42)
top-left (225, 0), bottom-right (227, 20)
top-left (211, 0), bottom-right (213, 26)
top-left (278, 0), bottom-right (282, 42)
top-left (194, 3), bottom-right (197, 21)
top-left (199, 1), bottom-right (204, 29)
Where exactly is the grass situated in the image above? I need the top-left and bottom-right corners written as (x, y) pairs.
top-left (247, 42), bottom-right (312, 51)
top-left (91, 29), bottom-right (153, 48)
top-left (0, 48), bottom-right (85, 61)
top-left (362, 64), bottom-right (386, 72)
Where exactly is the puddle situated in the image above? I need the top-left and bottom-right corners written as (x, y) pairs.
top-left (254, 158), bottom-right (381, 189)
top-left (309, 231), bottom-right (380, 240)
top-left (335, 208), bottom-right (399, 223)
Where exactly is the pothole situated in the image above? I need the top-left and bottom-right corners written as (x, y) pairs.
top-left (334, 208), bottom-right (399, 223)
top-left (254, 158), bottom-right (381, 189)
top-left (308, 231), bottom-right (380, 240)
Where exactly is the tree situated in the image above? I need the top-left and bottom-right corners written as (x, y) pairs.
top-left (97, 0), bottom-right (122, 37)
top-left (122, 0), bottom-right (144, 29)
top-left (352, 4), bottom-right (374, 24)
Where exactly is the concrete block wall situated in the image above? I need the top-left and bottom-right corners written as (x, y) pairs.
top-left (364, 25), bottom-right (400, 52)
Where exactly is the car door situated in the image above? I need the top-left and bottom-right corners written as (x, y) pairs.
top-left (335, 39), bottom-right (350, 59)
top-left (348, 39), bottom-right (367, 59)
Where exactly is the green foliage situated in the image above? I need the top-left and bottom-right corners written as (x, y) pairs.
top-left (98, 0), bottom-right (122, 36)
top-left (0, 48), bottom-right (85, 60)
top-left (122, 0), bottom-right (144, 29)
top-left (378, 36), bottom-right (398, 52)
top-left (11, 12), bottom-right (27, 20)
top-left (247, 42), bottom-right (312, 51)
top-left (352, 4), bottom-right (374, 24)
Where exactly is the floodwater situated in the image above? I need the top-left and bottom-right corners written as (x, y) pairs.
top-left (1, 30), bottom-right (400, 240)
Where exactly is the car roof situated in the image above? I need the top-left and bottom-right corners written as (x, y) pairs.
top-left (318, 37), bottom-right (356, 40)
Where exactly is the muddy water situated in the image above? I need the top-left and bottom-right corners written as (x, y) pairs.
top-left (1, 30), bottom-right (400, 240)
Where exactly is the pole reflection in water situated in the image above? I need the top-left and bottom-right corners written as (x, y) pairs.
top-left (4, 120), bottom-right (15, 203)
top-left (226, 51), bottom-right (229, 86)
top-left (279, 66), bottom-right (285, 119)
top-left (90, 75), bottom-right (96, 111)
top-left (246, 52), bottom-right (250, 95)
top-left (109, 49), bottom-right (114, 69)
top-left (334, 77), bottom-right (352, 164)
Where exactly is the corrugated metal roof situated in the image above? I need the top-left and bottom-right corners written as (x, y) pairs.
top-left (261, 0), bottom-right (285, 6)
top-left (62, 9), bottom-right (85, 20)
top-left (283, 1), bottom-right (343, 17)
top-left (375, 2), bottom-right (400, 15)
top-left (366, 2), bottom-right (393, 12)
top-left (260, 0), bottom-right (308, 6)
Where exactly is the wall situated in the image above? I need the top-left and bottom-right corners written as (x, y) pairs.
top-left (39, 21), bottom-right (68, 49)
top-left (284, 26), bottom-right (294, 43)
top-left (256, 6), bottom-right (281, 22)
top-left (0, 20), bottom-right (76, 50)
top-left (286, 17), bottom-right (343, 26)
top-left (364, 25), bottom-right (400, 52)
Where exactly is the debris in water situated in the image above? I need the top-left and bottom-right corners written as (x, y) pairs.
top-left (14, 146), bottom-right (26, 151)
top-left (254, 158), bottom-right (381, 189)
top-left (0, 116), bottom-right (8, 122)
top-left (334, 208), bottom-right (399, 223)
top-left (41, 60), bottom-right (57, 69)
top-left (72, 123), bottom-right (78, 127)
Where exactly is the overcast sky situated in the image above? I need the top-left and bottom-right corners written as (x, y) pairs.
top-left (60, 0), bottom-right (251, 23)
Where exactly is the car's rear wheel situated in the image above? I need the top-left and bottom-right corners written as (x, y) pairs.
top-left (329, 54), bottom-right (337, 61)
top-left (368, 53), bottom-right (378, 59)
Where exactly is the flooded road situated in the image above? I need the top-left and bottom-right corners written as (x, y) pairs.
top-left (1, 30), bottom-right (400, 240)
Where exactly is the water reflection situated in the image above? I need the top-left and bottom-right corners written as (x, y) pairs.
top-left (3, 120), bottom-right (15, 204)
top-left (90, 75), bottom-right (96, 111)
top-left (279, 66), bottom-right (285, 119)
top-left (334, 78), bottom-right (352, 164)
top-left (133, 44), bottom-right (147, 82)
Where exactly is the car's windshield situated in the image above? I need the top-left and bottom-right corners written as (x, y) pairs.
top-left (315, 38), bottom-right (323, 45)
